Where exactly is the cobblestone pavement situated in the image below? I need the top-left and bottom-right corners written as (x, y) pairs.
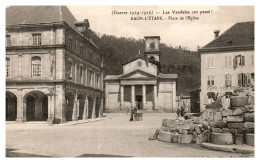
top-left (6, 113), bottom-right (252, 157)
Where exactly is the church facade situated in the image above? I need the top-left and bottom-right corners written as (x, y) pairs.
top-left (104, 36), bottom-right (178, 111)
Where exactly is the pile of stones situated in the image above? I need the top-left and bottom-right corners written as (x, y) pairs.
top-left (150, 87), bottom-right (254, 146)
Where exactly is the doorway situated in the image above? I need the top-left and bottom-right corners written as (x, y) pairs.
top-left (136, 95), bottom-right (143, 110)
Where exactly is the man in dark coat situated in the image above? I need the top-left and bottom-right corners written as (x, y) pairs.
top-left (129, 107), bottom-right (137, 121)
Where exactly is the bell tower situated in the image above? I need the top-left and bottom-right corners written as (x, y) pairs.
top-left (144, 36), bottom-right (160, 62)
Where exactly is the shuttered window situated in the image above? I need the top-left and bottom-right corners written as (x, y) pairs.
top-left (234, 55), bottom-right (245, 68)
top-left (238, 73), bottom-right (249, 87)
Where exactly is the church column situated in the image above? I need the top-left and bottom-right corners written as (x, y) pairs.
top-left (83, 96), bottom-right (88, 120)
top-left (120, 85), bottom-right (124, 110)
top-left (72, 91), bottom-right (78, 121)
top-left (142, 84), bottom-right (146, 110)
top-left (153, 84), bottom-right (158, 110)
top-left (105, 82), bottom-right (109, 110)
top-left (131, 85), bottom-right (135, 108)
top-left (172, 81), bottom-right (176, 111)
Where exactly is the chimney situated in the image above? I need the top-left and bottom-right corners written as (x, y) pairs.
top-left (214, 30), bottom-right (220, 38)
top-left (74, 19), bottom-right (90, 37)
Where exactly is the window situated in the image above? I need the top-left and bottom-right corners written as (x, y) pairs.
top-left (238, 73), bottom-right (251, 87)
top-left (97, 56), bottom-right (100, 65)
top-left (68, 61), bottom-right (73, 80)
top-left (150, 42), bottom-right (155, 49)
top-left (89, 52), bottom-right (93, 62)
top-left (234, 55), bottom-right (245, 67)
top-left (206, 56), bottom-right (215, 68)
top-left (224, 74), bottom-right (232, 86)
top-left (6, 58), bottom-right (10, 77)
top-left (79, 46), bottom-right (84, 56)
top-left (96, 74), bottom-right (99, 88)
top-left (251, 54), bottom-right (254, 66)
top-left (6, 35), bottom-right (11, 46)
top-left (79, 65), bottom-right (83, 84)
top-left (207, 75), bottom-right (214, 86)
top-left (32, 34), bottom-right (41, 45)
top-left (224, 55), bottom-right (233, 67)
top-left (88, 70), bottom-right (92, 86)
top-left (68, 38), bottom-right (72, 49)
top-left (31, 56), bottom-right (41, 78)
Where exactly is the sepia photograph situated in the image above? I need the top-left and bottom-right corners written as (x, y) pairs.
top-left (3, 2), bottom-right (256, 159)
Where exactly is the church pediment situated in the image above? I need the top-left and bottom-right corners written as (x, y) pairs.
top-left (119, 70), bottom-right (157, 79)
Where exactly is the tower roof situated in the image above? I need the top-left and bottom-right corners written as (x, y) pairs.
top-left (6, 6), bottom-right (79, 32)
top-left (144, 36), bottom-right (160, 40)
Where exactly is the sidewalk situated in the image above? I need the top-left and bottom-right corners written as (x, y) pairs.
top-left (201, 143), bottom-right (254, 154)
top-left (58, 117), bottom-right (111, 126)
top-left (6, 117), bottom-right (111, 129)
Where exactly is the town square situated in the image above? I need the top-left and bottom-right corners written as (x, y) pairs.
top-left (4, 5), bottom-right (255, 158)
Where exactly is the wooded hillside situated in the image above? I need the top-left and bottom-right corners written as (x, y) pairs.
top-left (89, 30), bottom-right (201, 96)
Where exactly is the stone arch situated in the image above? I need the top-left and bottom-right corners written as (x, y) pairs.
top-left (87, 95), bottom-right (94, 119)
top-left (6, 91), bottom-right (17, 121)
top-left (95, 96), bottom-right (101, 118)
top-left (65, 90), bottom-right (75, 121)
top-left (77, 92), bottom-right (86, 120)
top-left (23, 90), bottom-right (47, 121)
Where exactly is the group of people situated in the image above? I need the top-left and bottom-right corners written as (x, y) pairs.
top-left (176, 107), bottom-right (185, 117)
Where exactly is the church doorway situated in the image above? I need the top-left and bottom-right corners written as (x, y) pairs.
top-left (136, 95), bottom-right (143, 110)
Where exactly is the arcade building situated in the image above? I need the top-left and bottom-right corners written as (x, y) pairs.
top-left (6, 6), bottom-right (104, 123)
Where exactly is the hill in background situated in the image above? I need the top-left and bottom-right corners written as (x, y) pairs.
top-left (89, 30), bottom-right (201, 96)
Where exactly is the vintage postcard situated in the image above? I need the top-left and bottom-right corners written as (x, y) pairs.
top-left (4, 4), bottom-right (255, 158)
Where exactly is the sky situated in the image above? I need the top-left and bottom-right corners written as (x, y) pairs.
top-left (68, 6), bottom-right (254, 51)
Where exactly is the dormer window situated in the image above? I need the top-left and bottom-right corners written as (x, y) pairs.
top-left (32, 34), bottom-right (41, 45)
top-left (6, 35), bottom-right (11, 46)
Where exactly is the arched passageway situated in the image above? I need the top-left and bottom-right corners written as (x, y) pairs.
top-left (88, 95), bottom-right (94, 119)
top-left (6, 92), bottom-right (17, 121)
top-left (95, 96), bottom-right (101, 118)
top-left (78, 94), bottom-right (85, 120)
top-left (23, 91), bottom-right (48, 121)
top-left (66, 92), bottom-right (74, 121)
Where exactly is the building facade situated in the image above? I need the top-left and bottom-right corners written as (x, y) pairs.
top-left (6, 6), bottom-right (104, 123)
top-left (198, 22), bottom-right (254, 111)
top-left (104, 36), bottom-right (178, 112)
